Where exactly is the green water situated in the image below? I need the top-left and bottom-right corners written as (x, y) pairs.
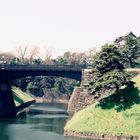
top-left (0, 103), bottom-right (92, 140)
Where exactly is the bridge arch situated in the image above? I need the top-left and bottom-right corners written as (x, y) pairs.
top-left (0, 64), bottom-right (84, 118)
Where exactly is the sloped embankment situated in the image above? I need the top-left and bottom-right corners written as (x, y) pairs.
top-left (12, 86), bottom-right (35, 112)
top-left (65, 75), bottom-right (140, 139)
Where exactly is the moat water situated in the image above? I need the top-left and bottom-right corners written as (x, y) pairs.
top-left (0, 103), bottom-right (92, 140)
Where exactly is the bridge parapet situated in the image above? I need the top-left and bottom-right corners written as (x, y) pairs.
top-left (0, 64), bottom-right (84, 72)
top-left (0, 64), bottom-right (84, 82)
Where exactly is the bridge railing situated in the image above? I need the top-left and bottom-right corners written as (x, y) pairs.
top-left (0, 64), bottom-right (85, 71)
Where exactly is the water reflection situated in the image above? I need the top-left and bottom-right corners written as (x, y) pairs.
top-left (0, 103), bottom-right (92, 140)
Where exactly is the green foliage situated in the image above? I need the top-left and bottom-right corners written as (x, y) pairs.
top-left (25, 76), bottom-right (79, 97)
top-left (55, 56), bottom-right (68, 65)
top-left (32, 58), bottom-right (43, 65)
top-left (90, 44), bottom-right (132, 95)
top-left (26, 82), bottom-right (34, 90)
top-left (9, 57), bottom-right (22, 65)
top-left (54, 77), bottom-right (80, 93)
top-left (93, 44), bottom-right (124, 73)
top-left (55, 51), bottom-right (87, 66)
top-left (120, 33), bottom-right (140, 68)
top-left (90, 70), bottom-right (131, 94)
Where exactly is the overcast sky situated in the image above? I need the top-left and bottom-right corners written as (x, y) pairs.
top-left (0, 0), bottom-right (140, 57)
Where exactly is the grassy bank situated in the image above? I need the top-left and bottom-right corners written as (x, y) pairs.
top-left (12, 86), bottom-right (34, 106)
top-left (65, 75), bottom-right (140, 137)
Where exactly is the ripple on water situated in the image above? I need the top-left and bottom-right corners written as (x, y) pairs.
top-left (32, 114), bottom-right (68, 119)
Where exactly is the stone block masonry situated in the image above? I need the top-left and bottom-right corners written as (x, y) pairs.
top-left (68, 69), bottom-right (97, 115)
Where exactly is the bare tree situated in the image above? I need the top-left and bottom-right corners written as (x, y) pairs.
top-left (16, 46), bottom-right (28, 63)
top-left (28, 46), bottom-right (40, 64)
top-left (43, 47), bottom-right (53, 64)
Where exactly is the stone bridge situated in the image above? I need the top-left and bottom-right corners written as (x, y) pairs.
top-left (0, 64), bottom-right (140, 118)
top-left (0, 64), bottom-right (84, 118)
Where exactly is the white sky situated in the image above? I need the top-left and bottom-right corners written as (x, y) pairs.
top-left (0, 0), bottom-right (140, 57)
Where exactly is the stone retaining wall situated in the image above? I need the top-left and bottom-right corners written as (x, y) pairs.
top-left (67, 87), bottom-right (82, 115)
top-left (68, 69), bottom-right (97, 115)
top-left (64, 130), bottom-right (139, 140)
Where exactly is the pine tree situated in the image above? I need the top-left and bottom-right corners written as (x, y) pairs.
top-left (121, 33), bottom-right (140, 68)
top-left (89, 44), bottom-right (132, 96)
